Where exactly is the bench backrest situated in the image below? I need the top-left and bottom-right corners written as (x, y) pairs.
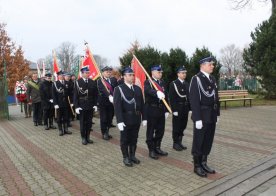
top-left (218, 90), bottom-right (249, 98)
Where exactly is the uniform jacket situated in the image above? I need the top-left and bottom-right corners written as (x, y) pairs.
top-left (189, 72), bottom-right (220, 123)
top-left (144, 78), bottom-right (168, 117)
top-left (74, 78), bottom-right (98, 110)
top-left (97, 77), bottom-right (118, 106)
top-left (39, 80), bottom-right (54, 110)
top-left (114, 83), bottom-right (146, 126)
top-left (52, 80), bottom-right (70, 108)
top-left (169, 79), bottom-right (190, 112)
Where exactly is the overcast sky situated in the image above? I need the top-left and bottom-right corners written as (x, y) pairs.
top-left (0, 0), bottom-right (271, 66)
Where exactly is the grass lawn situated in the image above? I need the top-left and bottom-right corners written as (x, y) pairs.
top-left (221, 94), bottom-right (276, 109)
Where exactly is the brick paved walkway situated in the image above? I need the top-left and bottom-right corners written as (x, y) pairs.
top-left (0, 105), bottom-right (275, 195)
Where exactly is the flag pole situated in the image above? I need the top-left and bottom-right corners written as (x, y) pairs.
top-left (133, 54), bottom-right (172, 113)
top-left (84, 42), bottom-right (110, 95)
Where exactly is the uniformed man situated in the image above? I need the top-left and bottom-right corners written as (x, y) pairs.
top-left (144, 65), bottom-right (169, 160)
top-left (64, 72), bottom-right (74, 127)
top-left (189, 56), bottom-right (220, 177)
top-left (52, 71), bottom-right (72, 136)
top-left (113, 67), bottom-right (147, 167)
top-left (169, 66), bottom-right (190, 151)
top-left (39, 73), bottom-right (56, 130)
top-left (74, 66), bottom-right (98, 145)
top-left (27, 73), bottom-right (42, 126)
top-left (97, 66), bottom-right (118, 140)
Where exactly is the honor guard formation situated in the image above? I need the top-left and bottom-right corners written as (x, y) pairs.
top-left (23, 56), bottom-right (220, 177)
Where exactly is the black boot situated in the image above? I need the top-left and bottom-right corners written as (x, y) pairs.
top-left (58, 124), bottom-right (63, 136)
top-left (107, 128), bottom-right (112, 139)
top-left (103, 129), bottom-right (110, 140)
top-left (129, 145), bottom-right (140, 164)
top-left (121, 146), bottom-right (133, 167)
top-left (44, 120), bottom-right (49, 130)
top-left (63, 123), bottom-right (72, 135)
top-left (201, 155), bottom-right (216, 174)
top-left (82, 137), bottom-right (87, 145)
top-left (49, 119), bottom-right (56, 129)
top-left (193, 156), bottom-right (207, 177)
top-left (173, 142), bottom-right (183, 151)
top-left (155, 141), bottom-right (168, 156)
top-left (34, 121), bottom-right (38, 126)
top-left (86, 130), bottom-right (93, 144)
top-left (178, 136), bottom-right (187, 150)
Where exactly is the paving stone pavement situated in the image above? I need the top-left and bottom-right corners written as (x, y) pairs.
top-left (0, 105), bottom-right (275, 195)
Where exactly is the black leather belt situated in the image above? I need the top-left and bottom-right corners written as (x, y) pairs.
top-left (201, 104), bottom-right (217, 110)
top-left (124, 111), bottom-right (141, 115)
top-left (149, 103), bottom-right (163, 108)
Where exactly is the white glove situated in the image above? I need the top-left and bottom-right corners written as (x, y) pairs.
top-left (156, 91), bottom-right (165, 100)
top-left (117, 122), bottom-right (126, 131)
top-left (49, 99), bottom-right (53, 103)
top-left (173, 112), bottom-right (178, 116)
top-left (165, 112), bottom-right (169, 119)
top-left (142, 120), bottom-right (147, 126)
top-left (109, 95), bottom-right (114, 103)
top-left (93, 106), bottom-right (97, 112)
top-left (75, 107), bottom-right (82, 114)
top-left (54, 105), bottom-right (59, 109)
top-left (195, 120), bottom-right (203, 129)
top-left (189, 111), bottom-right (192, 114)
top-left (70, 104), bottom-right (74, 107)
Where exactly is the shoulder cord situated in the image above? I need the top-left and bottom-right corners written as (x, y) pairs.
top-left (173, 81), bottom-right (186, 98)
top-left (76, 81), bottom-right (88, 95)
top-left (118, 86), bottom-right (136, 111)
top-left (196, 76), bottom-right (215, 101)
top-left (53, 82), bottom-right (64, 93)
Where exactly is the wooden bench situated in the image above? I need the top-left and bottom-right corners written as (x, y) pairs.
top-left (218, 90), bottom-right (253, 109)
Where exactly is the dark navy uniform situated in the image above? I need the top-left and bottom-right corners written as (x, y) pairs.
top-left (64, 77), bottom-right (74, 127)
top-left (39, 73), bottom-right (56, 130)
top-left (74, 75), bottom-right (98, 145)
top-left (113, 67), bottom-right (146, 166)
top-left (97, 68), bottom-right (118, 140)
top-left (189, 56), bottom-right (220, 177)
top-left (144, 65), bottom-right (169, 159)
top-left (169, 76), bottom-right (190, 151)
top-left (53, 75), bottom-right (72, 136)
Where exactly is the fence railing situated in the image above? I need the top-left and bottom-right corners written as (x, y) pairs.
top-left (219, 78), bottom-right (261, 92)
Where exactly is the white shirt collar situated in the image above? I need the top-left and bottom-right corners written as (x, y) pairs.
top-left (83, 78), bottom-right (88, 82)
top-left (201, 70), bottom-right (210, 79)
top-left (178, 78), bottom-right (184, 83)
top-left (124, 82), bottom-right (133, 89)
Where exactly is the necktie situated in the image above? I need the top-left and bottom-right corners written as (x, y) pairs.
top-left (85, 79), bottom-right (88, 83)
top-left (130, 86), bottom-right (134, 91)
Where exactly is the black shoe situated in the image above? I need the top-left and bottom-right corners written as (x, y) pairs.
top-left (92, 121), bottom-right (95, 124)
top-left (44, 125), bottom-right (50, 130)
top-left (49, 125), bottom-right (56, 129)
top-left (103, 133), bottom-right (110, 140)
top-left (130, 156), bottom-right (140, 164)
top-left (155, 148), bottom-right (168, 156)
top-left (173, 143), bottom-right (183, 151)
top-left (149, 151), bottom-right (159, 160)
top-left (82, 138), bottom-right (87, 145)
top-left (59, 130), bottom-right (64, 136)
top-left (64, 130), bottom-right (72, 134)
top-left (108, 134), bottom-right (113, 139)
top-left (179, 143), bottom-right (187, 150)
top-left (34, 122), bottom-right (38, 126)
top-left (194, 166), bottom-right (207, 177)
top-left (38, 122), bottom-right (43, 126)
top-left (123, 157), bottom-right (133, 167)
top-left (87, 138), bottom-right (93, 144)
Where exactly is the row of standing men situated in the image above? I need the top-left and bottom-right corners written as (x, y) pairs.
top-left (26, 56), bottom-right (219, 177)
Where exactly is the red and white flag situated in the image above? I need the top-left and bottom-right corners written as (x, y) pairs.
top-left (80, 45), bottom-right (100, 80)
top-left (53, 51), bottom-right (60, 81)
top-left (131, 56), bottom-right (146, 91)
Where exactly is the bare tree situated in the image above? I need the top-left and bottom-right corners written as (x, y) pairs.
top-left (229, 0), bottom-right (276, 13)
top-left (56, 42), bottom-right (76, 72)
top-left (220, 44), bottom-right (244, 76)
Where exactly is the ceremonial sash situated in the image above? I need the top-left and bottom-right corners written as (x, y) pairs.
top-left (152, 80), bottom-right (164, 93)
top-left (104, 79), bottom-right (114, 95)
top-left (27, 81), bottom-right (39, 91)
